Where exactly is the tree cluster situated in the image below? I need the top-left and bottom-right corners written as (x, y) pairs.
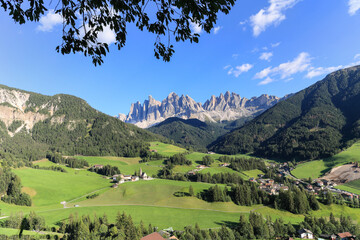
top-left (299, 213), bottom-right (360, 237)
top-left (167, 154), bottom-right (192, 166)
top-left (0, 167), bottom-right (32, 206)
top-left (202, 156), bottom-right (214, 167)
top-left (219, 156), bottom-right (266, 172)
top-left (275, 186), bottom-right (319, 214)
top-left (46, 152), bottom-right (89, 168)
top-left (89, 165), bottom-right (121, 177)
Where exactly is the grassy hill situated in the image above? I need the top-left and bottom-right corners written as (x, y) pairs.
top-left (292, 141), bottom-right (360, 179)
top-left (0, 84), bottom-right (162, 161)
top-left (210, 66), bottom-right (360, 160)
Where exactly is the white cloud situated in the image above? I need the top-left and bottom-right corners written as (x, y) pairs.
top-left (190, 22), bottom-right (202, 34)
top-left (349, 0), bottom-right (360, 15)
top-left (258, 77), bottom-right (275, 85)
top-left (254, 52), bottom-right (311, 82)
top-left (271, 42), bottom-right (281, 48)
top-left (97, 26), bottom-right (116, 44)
top-left (37, 10), bottom-right (62, 32)
top-left (355, 53), bottom-right (360, 60)
top-left (306, 66), bottom-right (343, 78)
top-left (232, 54), bottom-right (239, 59)
top-left (250, 0), bottom-right (300, 37)
top-left (306, 60), bottom-right (360, 78)
top-left (260, 52), bottom-right (273, 61)
top-left (79, 24), bottom-right (116, 45)
top-left (227, 63), bottom-right (254, 77)
top-left (239, 20), bottom-right (247, 25)
top-left (213, 26), bottom-right (222, 35)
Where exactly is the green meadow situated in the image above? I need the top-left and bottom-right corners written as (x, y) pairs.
top-left (149, 142), bottom-right (187, 156)
top-left (292, 141), bottom-right (360, 179)
top-left (4, 142), bottom-right (360, 231)
top-left (336, 179), bottom-right (360, 195)
top-left (13, 167), bottom-right (112, 207)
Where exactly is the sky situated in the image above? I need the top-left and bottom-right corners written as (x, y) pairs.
top-left (0, 0), bottom-right (360, 116)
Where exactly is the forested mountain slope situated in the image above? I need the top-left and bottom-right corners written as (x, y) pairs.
top-left (209, 66), bottom-right (360, 160)
top-left (0, 84), bottom-right (160, 161)
top-left (148, 117), bottom-right (228, 151)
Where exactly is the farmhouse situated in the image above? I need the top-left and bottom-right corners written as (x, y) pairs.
top-left (336, 232), bottom-right (355, 240)
top-left (298, 228), bottom-right (314, 239)
top-left (197, 165), bottom-right (207, 169)
top-left (141, 232), bottom-right (165, 240)
top-left (112, 174), bottom-right (123, 181)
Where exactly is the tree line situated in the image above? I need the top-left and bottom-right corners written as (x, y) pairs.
top-left (46, 152), bottom-right (89, 168)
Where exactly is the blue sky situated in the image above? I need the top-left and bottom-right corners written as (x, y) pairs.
top-left (0, 0), bottom-right (360, 116)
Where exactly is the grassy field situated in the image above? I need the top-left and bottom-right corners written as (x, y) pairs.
top-left (292, 141), bottom-right (360, 179)
top-left (336, 179), bottom-right (360, 195)
top-left (150, 142), bottom-right (187, 156)
top-left (0, 227), bottom-right (62, 237)
top-left (34, 179), bottom-right (304, 229)
top-left (13, 167), bottom-right (112, 206)
top-left (73, 156), bottom-right (162, 177)
top-left (242, 169), bottom-right (265, 179)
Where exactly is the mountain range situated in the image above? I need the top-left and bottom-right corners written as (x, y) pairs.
top-left (210, 65), bottom-right (360, 160)
top-left (118, 92), bottom-right (287, 128)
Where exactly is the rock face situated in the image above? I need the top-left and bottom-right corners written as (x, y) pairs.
top-left (119, 91), bottom-right (286, 128)
top-left (0, 88), bottom-right (49, 136)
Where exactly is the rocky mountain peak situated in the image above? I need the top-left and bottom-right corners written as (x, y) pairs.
top-left (118, 91), bottom-right (286, 128)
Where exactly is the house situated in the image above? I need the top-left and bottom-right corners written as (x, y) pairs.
top-left (131, 176), bottom-right (139, 182)
top-left (197, 165), bottom-right (206, 169)
top-left (168, 236), bottom-right (179, 240)
top-left (149, 149), bottom-right (158, 153)
top-left (336, 232), bottom-right (355, 240)
top-left (123, 175), bottom-right (132, 180)
top-left (207, 151), bottom-right (215, 154)
top-left (187, 171), bottom-right (196, 176)
top-left (307, 185), bottom-right (313, 190)
top-left (141, 232), bottom-right (165, 240)
top-left (113, 174), bottom-right (123, 181)
top-left (319, 234), bottom-right (337, 240)
top-left (316, 180), bottom-right (324, 187)
top-left (249, 178), bottom-right (256, 182)
top-left (280, 186), bottom-right (289, 191)
top-left (298, 228), bottom-right (314, 239)
top-left (93, 164), bottom-right (104, 169)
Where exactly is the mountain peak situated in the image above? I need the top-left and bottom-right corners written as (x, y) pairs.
top-left (119, 91), bottom-right (284, 128)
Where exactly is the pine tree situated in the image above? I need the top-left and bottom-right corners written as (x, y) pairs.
top-left (189, 185), bottom-right (194, 197)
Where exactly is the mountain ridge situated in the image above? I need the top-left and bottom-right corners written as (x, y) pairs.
top-left (0, 84), bottom-right (160, 160)
top-left (209, 65), bottom-right (360, 160)
top-left (118, 91), bottom-right (288, 128)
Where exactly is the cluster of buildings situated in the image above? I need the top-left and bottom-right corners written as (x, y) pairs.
top-left (256, 178), bottom-right (289, 195)
top-left (111, 168), bottom-right (152, 188)
top-left (297, 229), bottom-right (355, 240)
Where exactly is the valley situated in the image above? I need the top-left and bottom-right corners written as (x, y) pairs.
top-left (2, 67), bottom-right (360, 239)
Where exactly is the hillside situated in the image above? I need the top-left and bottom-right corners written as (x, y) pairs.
top-left (148, 117), bottom-right (228, 151)
top-left (118, 91), bottom-right (285, 128)
top-left (210, 66), bottom-right (360, 160)
top-left (0, 84), bottom-right (160, 160)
